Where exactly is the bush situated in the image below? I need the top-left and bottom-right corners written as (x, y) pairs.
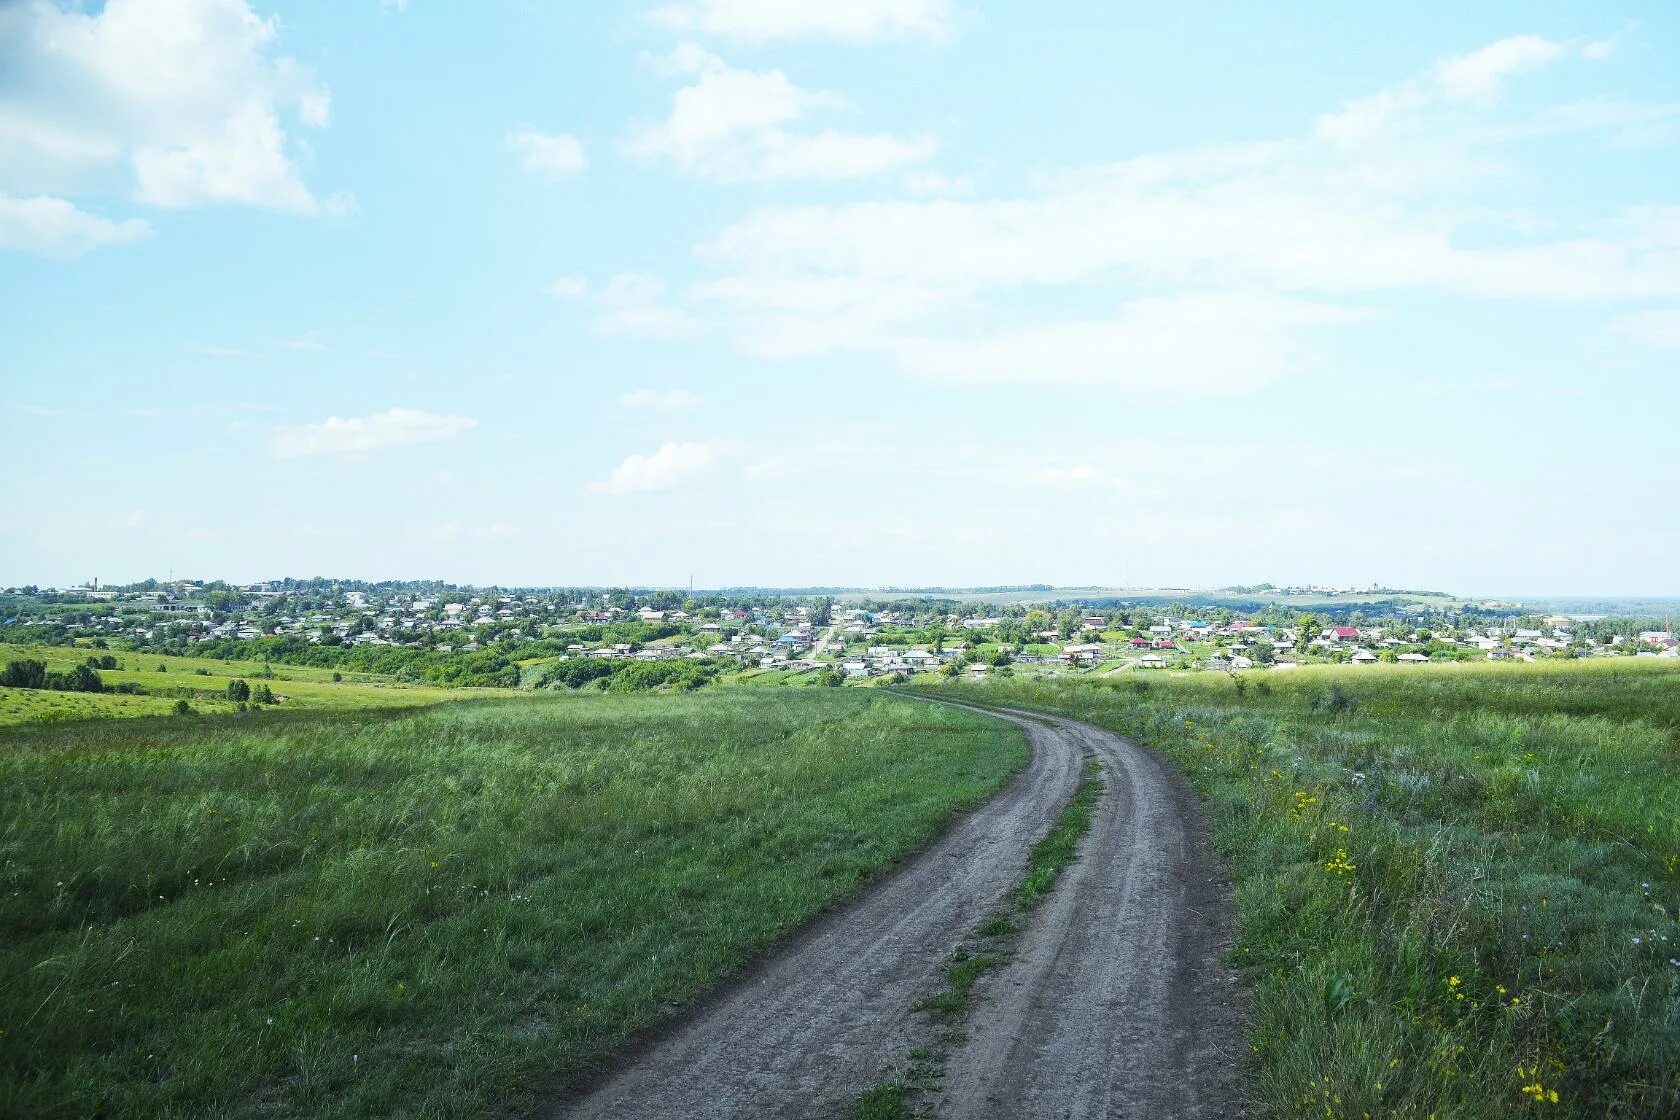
top-left (1308, 682), bottom-right (1357, 715)
top-left (2, 659), bottom-right (47, 689)
top-left (63, 664), bottom-right (104, 693)
top-left (172, 699), bottom-right (195, 716)
top-left (226, 679), bottom-right (250, 703)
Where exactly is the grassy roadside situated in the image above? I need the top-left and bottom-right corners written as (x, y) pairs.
top-left (0, 690), bottom-right (1026, 1119)
top-left (913, 660), bottom-right (1680, 1118)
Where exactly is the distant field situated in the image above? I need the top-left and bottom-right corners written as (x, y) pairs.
top-left (917, 658), bottom-right (1680, 1117)
top-left (0, 644), bottom-right (499, 726)
top-left (0, 690), bottom-right (1025, 1119)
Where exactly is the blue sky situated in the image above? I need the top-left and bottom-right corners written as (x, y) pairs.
top-left (2, 0), bottom-right (1677, 593)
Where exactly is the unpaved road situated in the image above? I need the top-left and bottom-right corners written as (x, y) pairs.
top-left (553, 702), bottom-right (1242, 1119)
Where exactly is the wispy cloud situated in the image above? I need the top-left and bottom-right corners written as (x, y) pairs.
top-left (1613, 308), bottom-right (1680, 350)
top-left (509, 129), bottom-right (587, 181)
top-left (0, 195), bottom-right (150, 258)
top-left (654, 35), bottom-right (1680, 394)
top-left (647, 0), bottom-right (957, 44)
top-left (626, 45), bottom-right (933, 182)
top-left (589, 441), bottom-right (729, 493)
top-left (619, 388), bottom-right (704, 410)
top-left (269, 408), bottom-right (478, 459)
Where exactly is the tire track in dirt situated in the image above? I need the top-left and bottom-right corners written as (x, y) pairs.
top-left (552, 706), bottom-right (1082, 1119)
top-left (933, 707), bottom-right (1245, 1119)
top-left (551, 701), bottom-right (1243, 1119)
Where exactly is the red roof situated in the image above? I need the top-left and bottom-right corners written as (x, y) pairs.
top-left (1333, 627), bottom-right (1360, 639)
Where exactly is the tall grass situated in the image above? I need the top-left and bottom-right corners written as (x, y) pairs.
top-left (0, 691), bottom-right (1025, 1118)
top-left (918, 659), bottom-right (1680, 1118)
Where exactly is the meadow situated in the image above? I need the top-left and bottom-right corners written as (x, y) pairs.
top-left (0, 690), bottom-right (1025, 1118)
top-left (0, 644), bottom-right (498, 726)
top-left (916, 659), bottom-right (1680, 1118)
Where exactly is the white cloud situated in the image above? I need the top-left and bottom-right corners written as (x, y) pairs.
top-left (589, 441), bottom-right (729, 493)
top-left (1613, 308), bottom-right (1680, 349)
top-left (508, 129), bottom-right (587, 180)
top-left (620, 388), bottom-right (704, 409)
top-left (593, 272), bottom-right (705, 338)
top-left (744, 456), bottom-right (788, 480)
top-left (892, 293), bottom-right (1355, 392)
top-left (668, 39), bottom-right (1680, 389)
top-left (548, 276), bottom-right (589, 298)
top-left (627, 46), bottom-right (933, 182)
top-left (0, 194), bottom-right (150, 257)
top-left (647, 0), bottom-right (956, 44)
top-left (1434, 35), bottom-right (1567, 99)
top-left (1316, 35), bottom-right (1587, 142)
top-left (269, 408), bottom-right (478, 459)
top-left (0, 0), bottom-right (339, 218)
top-left (902, 170), bottom-right (975, 197)
top-left (1031, 463), bottom-right (1108, 487)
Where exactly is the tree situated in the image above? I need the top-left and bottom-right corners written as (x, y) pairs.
top-left (1, 659), bottom-right (47, 689)
top-left (1297, 614), bottom-right (1321, 646)
top-left (226, 678), bottom-right (251, 702)
top-left (65, 664), bottom-right (104, 692)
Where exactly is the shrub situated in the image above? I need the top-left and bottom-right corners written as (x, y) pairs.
top-left (225, 679), bottom-right (250, 703)
top-left (2, 659), bottom-right (47, 689)
top-left (172, 699), bottom-right (195, 716)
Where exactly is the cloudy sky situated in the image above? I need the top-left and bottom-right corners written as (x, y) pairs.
top-left (2, 0), bottom-right (1677, 593)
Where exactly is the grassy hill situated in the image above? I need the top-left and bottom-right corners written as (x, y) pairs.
top-left (0, 644), bottom-right (500, 726)
top-left (0, 691), bottom-right (1024, 1119)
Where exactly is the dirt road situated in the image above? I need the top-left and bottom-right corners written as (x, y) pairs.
top-left (553, 703), bottom-right (1242, 1119)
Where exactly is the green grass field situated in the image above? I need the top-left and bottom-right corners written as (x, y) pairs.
top-left (0, 644), bottom-right (500, 726)
top-left (0, 690), bottom-right (1026, 1118)
top-left (916, 659), bottom-right (1680, 1118)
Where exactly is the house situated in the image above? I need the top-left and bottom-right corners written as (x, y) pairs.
top-left (1060, 643), bottom-right (1105, 664)
top-left (1331, 627), bottom-right (1361, 642)
top-left (1350, 649), bottom-right (1379, 664)
top-left (1397, 652), bottom-right (1430, 664)
top-left (1081, 616), bottom-right (1106, 632)
top-left (1137, 654), bottom-right (1167, 669)
top-left (1129, 636), bottom-right (1150, 648)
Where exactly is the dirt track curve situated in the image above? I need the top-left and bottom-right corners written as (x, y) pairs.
top-left (553, 702), bottom-right (1244, 1119)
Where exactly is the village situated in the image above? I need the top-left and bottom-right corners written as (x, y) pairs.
top-left (3, 580), bottom-right (1675, 686)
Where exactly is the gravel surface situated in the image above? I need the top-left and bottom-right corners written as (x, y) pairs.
top-left (552, 702), bottom-right (1243, 1119)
